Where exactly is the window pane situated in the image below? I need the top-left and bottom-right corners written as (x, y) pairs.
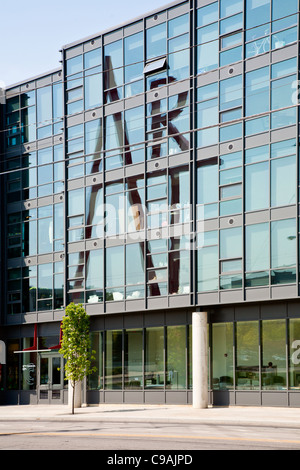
top-left (85, 73), bottom-right (102, 109)
top-left (125, 106), bottom-right (144, 146)
top-left (105, 113), bottom-right (123, 151)
top-left (271, 218), bottom-right (296, 269)
top-left (168, 48), bottom-right (189, 81)
top-left (246, 223), bottom-right (269, 271)
top-left (246, 0), bottom-right (270, 29)
top-left (38, 218), bottom-right (52, 254)
top-left (212, 323), bottom-right (234, 389)
top-left (106, 246), bottom-right (124, 289)
top-left (271, 26), bottom-right (297, 50)
top-left (84, 48), bottom-right (101, 69)
top-left (272, 0), bottom-right (298, 20)
top-left (124, 329), bottom-right (143, 389)
top-left (262, 319), bottom-right (287, 390)
top-left (197, 40), bottom-right (218, 73)
top-left (86, 249), bottom-right (103, 290)
top-left (245, 162), bottom-right (269, 211)
top-left (38, 263), bottom-right (53, 299)
top-left (236, 321), bottom-right (259, 389)
top-left (146, 23), bottom-right (166, 60)
top-left (220, 0), bottom-right (243, 18)
top-left (271, 155), bottom-right (296, 207)
top-left (220, 75), bottom-right (243, 110)
top-left (245, 67), bottom-right (269, 116)
top-left (197, 158), bottom-right (218, 204)
top-left (169, 166), bottom-right (190, 224)
top-left (289, 319), bottom-right (300, 389)
top-left (166, 326), bottom-right (186, 389)
top-left (169, 250), bottom-right (190, 295)
top-left (37, 86), bottom-right (52, 124)
top-left (197, 2), bottom-right (218, 27)
top-left (245, 115), bottom-right (269, 136)
top-left (145, 327), bottom-right (164, 388)
top-left (197, 99), bottom-right (218, 128)
top-left (104, 39), bottom-right (123, 70)
top-left (53, 82), bottom-right (63, 120)
top-left (220, 226), bottom-right (242, 259)
top-left (271, 75), bottom-right (297, 110)
top-left (168, 13), bottom-right (189, 37)
top-left (271, 57), bottom-right (297, 79)
top-left (197, 23), bottom-right (218, 44)
top-left (68, 188), bottom-right (84, 216)
top-left (88, 332), bottom-right (103, 390)
top-left (197, 245), bottom-right (218, 291)
top-left (220, 13), bottom-right (243, 35)
top-left (105, 330), bottom-right (122, 389)
top-left (105, 192), bottom-right (125, 236)
top-left (245, 144), bottom-right (269, 164)
top-left (67, 55), bottom-right (82, 75)
top-left (126, 243), bottom-right (144, 286)
top-left (220, 46), bottom-right (243, 66)
top-left (125, 32), bottom-right (143, 65)
top-left (271, 107), bottom-right (297, 130)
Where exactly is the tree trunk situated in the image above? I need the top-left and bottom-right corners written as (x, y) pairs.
top-left (72, 382), bottom-right (75, 415)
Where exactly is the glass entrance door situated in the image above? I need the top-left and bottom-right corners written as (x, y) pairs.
top-left (38, 353), bottom-right (64, 404)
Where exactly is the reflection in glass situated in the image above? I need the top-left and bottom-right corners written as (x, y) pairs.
top-left (262, 320), bottom-right (286, 389)
top-left (105, 330), bottom-right (122, 389)
top-left (85, 72), bottom-right (102, 109)
top-left (166, 326), bottom-right (186, 389)
top-left (245, 67), bottom-right (269, 117)
top-left (246, 223), bottom-right (269, 273)
top-left (198, 245), bottom-right (218, 292)
top-left (146, 23), bottom-right (166, 60)
top-left (197, 158), bottom-right (218, 205)
top-left (169, 250), bottom-right (189, 295)
top-left (197, 40), bottom-right (218, 73)
top-left (37, 86), bottom-right (52, 125)
top-left (246, 0), bottom-right (270, 29)
top-left (38, 263), bottom-right (53, 306)
top-left (289, 319), bottom-right (300, 389)
top-left (86, 249), bottom-right (103, 291)
top-left (236, 321), bottom-right (259, 389)
top-left (38, 218), bottom-right (53, 254)
top-left (271, 156), bottom-right (296, 207)
top-left (106, 246), bottom-right (124, 300)
top-left (145, 327), bottom-right (164, 388)
top-left (88, 332), bottom-right (103, 390)
top-left (212, 323), bottom-right (233, 389)
top-left (245, 162), bottom-right (269, 211)
top-left (126, 243), bottom-right (144, 298)
top-left (220, 226), bottom-right (242, 259)
top-left (271, 218), bottom-right (296, 269)
top-left (124, 329), bottom-right (143, 389)
top-left (197, 2), bottom-right (218, 27)
top-left (125, 30), bottom-right (143, 64)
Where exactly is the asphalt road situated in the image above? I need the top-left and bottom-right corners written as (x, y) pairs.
top-left (0, 419), bottom-right (300, 451)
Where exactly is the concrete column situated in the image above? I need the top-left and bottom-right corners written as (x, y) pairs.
top-left (192, 311), bottom-right (208, 409)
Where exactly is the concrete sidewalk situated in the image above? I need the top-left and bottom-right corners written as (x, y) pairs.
top-left (1, 403), bottom-right (300, 428)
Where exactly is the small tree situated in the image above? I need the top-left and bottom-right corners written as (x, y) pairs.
top-left (60, 303), bottom-right (96, 414)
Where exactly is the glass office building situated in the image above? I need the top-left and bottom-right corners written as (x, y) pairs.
top-left (1, 0), bottom-right (300, 407)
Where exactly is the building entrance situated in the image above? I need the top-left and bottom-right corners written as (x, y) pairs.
top-left (38, 353), bottom-right (64, 404)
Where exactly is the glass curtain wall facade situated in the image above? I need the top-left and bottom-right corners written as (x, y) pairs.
top-left (1, 0), bottom-right (300, 406)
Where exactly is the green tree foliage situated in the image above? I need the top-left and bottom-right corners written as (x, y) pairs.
top-left (60, 303), bottom-right (96, 414)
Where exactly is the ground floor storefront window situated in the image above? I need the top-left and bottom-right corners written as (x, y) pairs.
top-left (88, 325), bottom-right (192, 391)
top-left (212, 318), bottom-right (300, 390)
top-left (3, 316), bottom-right (300, 404)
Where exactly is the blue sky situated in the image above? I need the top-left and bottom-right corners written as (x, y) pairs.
top-left (0, 0), bottom-right (172, 87)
